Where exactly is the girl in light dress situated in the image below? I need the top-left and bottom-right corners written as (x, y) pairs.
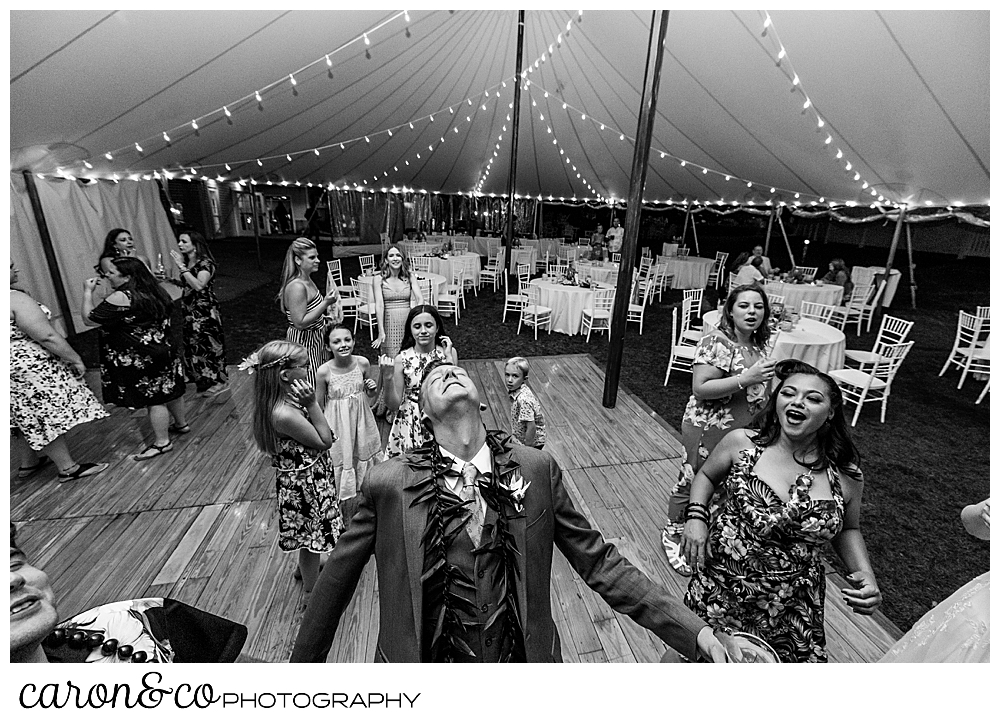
top-left (314, 324), bottom-right (381, 502)
top-left (371, 245), bottom-right (423, 416)
top-left (248, 340), bottom-right (343, 593)
top-left (380, 305), bottom-right (457, 459)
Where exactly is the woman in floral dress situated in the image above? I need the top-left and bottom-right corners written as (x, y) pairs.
top-left (82, 257), bottom-right (188, 461)
top-left (680, 360), bottom-right (882, 663)
top-left (247, 340), bottom-right (343, 592)
top-left (661, 285), bottom-right (776, 573)
top-left (10, 263), bottom-right (110, 481)
top-left (380, 305), bottom-right (456, 458)
top-left (164, 228), bottom-right (229, 399)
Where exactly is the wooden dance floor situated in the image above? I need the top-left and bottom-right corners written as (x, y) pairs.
top-left (10, 354), bottom-right (901, 663)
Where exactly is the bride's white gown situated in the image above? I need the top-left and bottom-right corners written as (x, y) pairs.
top-left (878, 571), bottom-right (990, 663)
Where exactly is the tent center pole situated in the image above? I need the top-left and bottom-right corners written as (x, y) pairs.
top-left (604, 10), bottom-right (670, 408)
top-left (502, 9), bottom-right (526, 277)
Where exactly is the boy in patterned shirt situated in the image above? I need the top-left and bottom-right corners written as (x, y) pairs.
top-left (504, 357), bottom-right (546, 449)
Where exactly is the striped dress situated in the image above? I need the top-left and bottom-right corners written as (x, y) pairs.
top-left (285, 289), bottom-right (330, 387)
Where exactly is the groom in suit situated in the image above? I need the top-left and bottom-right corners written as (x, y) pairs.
top-left (291, 362), bottom-right (737, 663)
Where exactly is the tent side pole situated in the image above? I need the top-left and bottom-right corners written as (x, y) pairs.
top-left (690, 209), bottom-right (700, 255)
top-left (604, 9), bottom-right (670, 409)
top-left (502, 9), bottom-right (526, 276)
top-left (881, 206), bottom-right (906, 312)
top-left (680, 203), bottom-right (691, 248)
top-left (21, 172), bottom-right (77, 337)
top-left (248, 189), bottom-right (263, 270)
top-left (763, 208), bottom-right (775, 255)
top-left (776, 209), bottom-right (795, 268)
top-left (905, 223), bottom-right (917, 308)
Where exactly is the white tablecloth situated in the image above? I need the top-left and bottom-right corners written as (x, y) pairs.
top-left (529, 279), bottom-right (614, 335)
top-left (704, 310), bottom-right (846, 372)
top-left (663, 257), bottom-right (715, 289)
top-left (763, 281), bottom-right (844, 310)
top-left (401, 240), bottom-right (444, 257)
top-left (852, 267), bottom-right (902, 307)
top-left (427, 252), bottom-right (481, 287)
top-left (520, 237), bottom-right (564, 261)
top-left (576, 261), bottom-right (623, 286)
top-left (357, 272), bottom-right (446, 305)
top-left (510, 247), bottom-right (538, 270)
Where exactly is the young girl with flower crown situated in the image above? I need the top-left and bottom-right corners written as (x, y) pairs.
top-left (246, 340), bottom-right (344, 593)
top-left (314, 324), bottom-right (381, 501)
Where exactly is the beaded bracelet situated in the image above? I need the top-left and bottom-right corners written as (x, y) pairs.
top-left (736, 372), bottom-right (746, 390)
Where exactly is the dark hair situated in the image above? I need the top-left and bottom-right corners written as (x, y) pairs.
top-left (749, 255), bottom-right (763, 269)
top-left (100, 228), bottom-right (131, 259)
top-left (400, 304), bottom-right (447, 351)
top-left (176, 227), bottom-right (216, 264)
top-left (829, 257), bottom-right (848, 273)
top-left (110, 257), bottom-right (172, 320)
top-left (323, 322), bottom-right (354, 345)
top-left (752, 359), bottom-right (861, 473)
top-left (731, 251), bottom-right (751, 270)
top-left (718, 284), bottom-right (771, 349)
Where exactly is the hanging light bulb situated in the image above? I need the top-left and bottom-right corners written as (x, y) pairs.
top-left (817, 117), bottom-right (824, 128)
top-left (660, 152), bottom-right (665, 159)
top-left (854, 172), bottom-right (861, 181)
top-left (845, 161), bottom-right (852, 171)
top-left (135, 142), bottom-right (143, 153)
top-left (225, 163), bottom-right (231, 171)
top-left (257, 159), bottom-right (263, 166)
top-left (792, 74), bottom-right (800, 87)
top-left (363, 33), bottom-right (370, 45)
top-left (770, 187), bottom-right (776, 193)
top-left (702, 168), bottom-right (708, 174)
top-left (83, 161), bottom-right (93, 169)
top-left (836, 149), bottom-right (843, 159)
top-left (365, 136), bottom-right (370, 143)
top-left (825, 135), bottom-right (832, 145)
top-left (862, 182), bottom-right (869, 189)
top-left (777, 47), bottom-right (786, 61)
top-left (680, 160), bottom-right (686, 167)
top-left (289, 73), bottom-right (297, 87)
top-left (105, 152), bottom-right (113, 161)
top-left (725, 175), bottom-right (731, 181)
top-left (162, 132), bottom-right (171, 144)
top-left (409, 122), bottom-right (414, 129)
top-left (581, 113), bottom-right (586, 120)
top-left (326, 54), bottom-right (332, 67)
top-left (619, 134), bottom-right (624, 141)
top-left (747, 181), bottom-right (753, 188)
top-left (802, 98), bottom-right (811, 110)
top-left (191, 119), bottom-right (199, 131)
top-left (286, 154), bottom-right (292, 162)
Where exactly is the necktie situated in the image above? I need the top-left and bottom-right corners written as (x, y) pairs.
top-left (461, 462), bottom-right (484, 546)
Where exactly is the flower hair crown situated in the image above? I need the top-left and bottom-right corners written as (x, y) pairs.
top-left (237, 351), bottom-right (291, 375)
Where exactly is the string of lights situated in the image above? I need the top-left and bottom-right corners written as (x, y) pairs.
top-left (759, 10), bottom-right (894, 208)
top-left (99, 10), bottom-right (411, 166)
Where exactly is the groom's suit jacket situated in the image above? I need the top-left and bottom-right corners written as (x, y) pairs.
top-left (291, 441), bottom-right (707, 662)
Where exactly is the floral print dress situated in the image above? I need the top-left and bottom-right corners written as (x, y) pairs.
top-left (272, 428), bottom-right (344, 554)
top-left (684, 445), bottom-right (845, 663)
top-left (384, 346), bottom-right (449, 459)
top-left (178, 257), bottom-right (227, 391)
top-left (10, 301), bottom-right (109, 450)
top-left (89, 292), bottom-right (185, 409)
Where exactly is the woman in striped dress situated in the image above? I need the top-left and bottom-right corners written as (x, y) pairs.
top-left (278, 238), bottom-right (341, 386)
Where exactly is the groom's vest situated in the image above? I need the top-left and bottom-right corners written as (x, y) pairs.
top-left (424, 508), bottom-right (505, 662)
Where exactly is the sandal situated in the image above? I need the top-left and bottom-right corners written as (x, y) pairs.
top-left (168, 423), bottom-right (191, 435)
top-left (58, 462), bottom-right (109, 482)
top-left (133, 441), bottom-right (173, 461)
top-left (18, 455), bottom-right (51, 479)
top-left (661, 533), bottom-right (692, 577)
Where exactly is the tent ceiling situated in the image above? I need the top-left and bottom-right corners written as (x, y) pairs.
top-left (10, 9), bottom-right (990, 207)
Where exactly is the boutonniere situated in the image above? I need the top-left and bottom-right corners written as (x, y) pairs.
top-left (503, 472), bottom-right (532, 513)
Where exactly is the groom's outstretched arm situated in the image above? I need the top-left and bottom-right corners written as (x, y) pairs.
top-left (289, 477), bottom-right (378, 663)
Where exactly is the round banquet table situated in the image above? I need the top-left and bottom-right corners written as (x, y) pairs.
top-left (426, 252), bottom-right (481, 287)
top-left (510, 246), bottom-right (538, 270)
top-left (528, 278), bottom-right (615, 336)
top-left (664, 256), bottom-right (715, 289)
top-left (357, 272), bottom-right (446, 305)
top-left (852, 267), bottom-right (902, 307)
top-left (703, 310), bottom-right (846, 373)
top-left (576, 261), bottom-right (621, 286)
top-left (763, 281), bottom-right (844, 311)
top-left (521, 237), bottom-right (565, 261)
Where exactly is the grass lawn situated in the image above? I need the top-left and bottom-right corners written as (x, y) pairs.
top-left (75, 235), bottom-right (989, 631)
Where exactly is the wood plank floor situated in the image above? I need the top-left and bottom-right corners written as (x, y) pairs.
top-left (10, 355), bottom-right (900, 663)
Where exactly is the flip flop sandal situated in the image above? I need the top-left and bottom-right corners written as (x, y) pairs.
top-left (58, 462), bottom-right (110, 482)
top-left (133, 442), bottom-right (174, 461)
top-left (168, 423), bottom-right (191, 435)
top-left (661, 533), bottom-right (693, 577)
top-left (18, 455), bottom-right (51, 479)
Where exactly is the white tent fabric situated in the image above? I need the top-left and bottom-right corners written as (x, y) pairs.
top-left (10, 178), bottom-right (179, 332)
top-left (10, 9), bottom-right (989, 208)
